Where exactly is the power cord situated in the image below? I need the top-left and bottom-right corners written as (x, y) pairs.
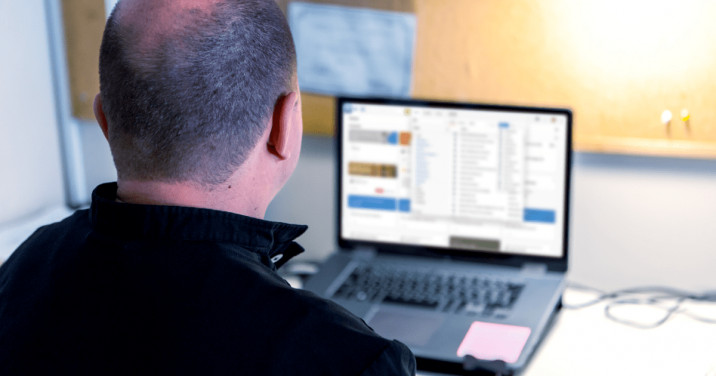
top-left (564, 282), bottom-right (716, 329)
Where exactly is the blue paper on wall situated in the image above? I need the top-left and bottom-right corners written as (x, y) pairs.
top-left (288, 2), bottom-right (416, 98)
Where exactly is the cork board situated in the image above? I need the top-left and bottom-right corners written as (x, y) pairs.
top-left (284, 0), bottom-right (716, 158)
top-left (412, 0), bottom-right (716, 158)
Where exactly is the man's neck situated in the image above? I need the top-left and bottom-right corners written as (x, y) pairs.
top-left (116, 179), bottom-right (269, 219)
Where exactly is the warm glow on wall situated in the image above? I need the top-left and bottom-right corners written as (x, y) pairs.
top-left (557, 0), bottom-right (716, 83)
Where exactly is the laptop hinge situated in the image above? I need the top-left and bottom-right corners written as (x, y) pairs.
top-left (353, 247), bottom-right (377, 261)
top-left (521, 262), bottom-right (547, 276)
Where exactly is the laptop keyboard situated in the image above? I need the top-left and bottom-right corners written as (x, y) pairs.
top-left (332, 265), bottom-right (525, 318)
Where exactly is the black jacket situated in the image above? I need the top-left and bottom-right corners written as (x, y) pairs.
top-left (0, 183), bottom-right (416, 375)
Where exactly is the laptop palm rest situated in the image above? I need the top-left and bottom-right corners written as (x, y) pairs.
top-left (367, 308), bottom-right (445, 347)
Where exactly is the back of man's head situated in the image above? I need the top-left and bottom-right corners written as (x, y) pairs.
top-left (98, 0), bottom-right (296, 187)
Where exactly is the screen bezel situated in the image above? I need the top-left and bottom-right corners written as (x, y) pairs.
top-left (335, 96), bottom-right (572, 272)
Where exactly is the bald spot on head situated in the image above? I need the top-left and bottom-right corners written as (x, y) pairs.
top-left (114, 0), bottom-right (222, 71)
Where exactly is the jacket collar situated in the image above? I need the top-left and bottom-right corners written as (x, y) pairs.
top-left (89, 182), bottom-right (308, 268)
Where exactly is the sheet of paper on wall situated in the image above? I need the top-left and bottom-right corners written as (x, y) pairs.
top-left (288, 2), bottom-right (416, 98)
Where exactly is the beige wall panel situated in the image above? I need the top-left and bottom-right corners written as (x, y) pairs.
top-left (64, 0), bottom-right (716, 156)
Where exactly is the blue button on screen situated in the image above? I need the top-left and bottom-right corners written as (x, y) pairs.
top-left (348, 195), bottom-right (397, 211)
top-left (523, 208), bottom-right (556, 223)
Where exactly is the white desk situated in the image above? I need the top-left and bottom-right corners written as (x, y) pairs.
top-left (526, 288), bottom-right (716, 375)
top-left (420, 288), bottom-right (716, 375)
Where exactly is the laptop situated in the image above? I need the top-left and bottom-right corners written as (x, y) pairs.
top-left (304, 96), bottom-right (572, 374)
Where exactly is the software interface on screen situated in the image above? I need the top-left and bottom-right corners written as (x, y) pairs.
top-left (341, 102), bottom-right (569, 258)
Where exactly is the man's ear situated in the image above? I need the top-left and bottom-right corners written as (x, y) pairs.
top-left (267, 92), bottom-right (298, 160)
top-left (93, 93), bottom-right (110, 141)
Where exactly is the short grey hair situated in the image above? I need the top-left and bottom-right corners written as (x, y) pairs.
top-left (99, 0), bottom-right (296, 186)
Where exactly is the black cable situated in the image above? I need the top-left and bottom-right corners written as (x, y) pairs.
top-left (563, 281), bottom-right (716, 329)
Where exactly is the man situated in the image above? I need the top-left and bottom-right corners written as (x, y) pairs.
top-left (0, 0), bottom-right (416, 374)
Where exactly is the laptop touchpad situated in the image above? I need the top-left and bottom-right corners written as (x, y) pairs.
top-left (368, 309), bottom-right (444, 347)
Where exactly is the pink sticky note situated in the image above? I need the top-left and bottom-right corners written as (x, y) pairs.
top-left (456, 321), bottom-right (531, 364)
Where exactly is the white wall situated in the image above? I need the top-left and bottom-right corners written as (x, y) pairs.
top-left (267, 136), bottom-right (716, 292)
top-left (0, 0), bottom-right (65, 226)
top-left (570, 153), bottom-right (716, 291)
top-left (267, 136), bottom-right (338, 257)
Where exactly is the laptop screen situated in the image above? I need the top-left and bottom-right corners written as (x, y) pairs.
top-left (338, 98), bottom-right (571, 259)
